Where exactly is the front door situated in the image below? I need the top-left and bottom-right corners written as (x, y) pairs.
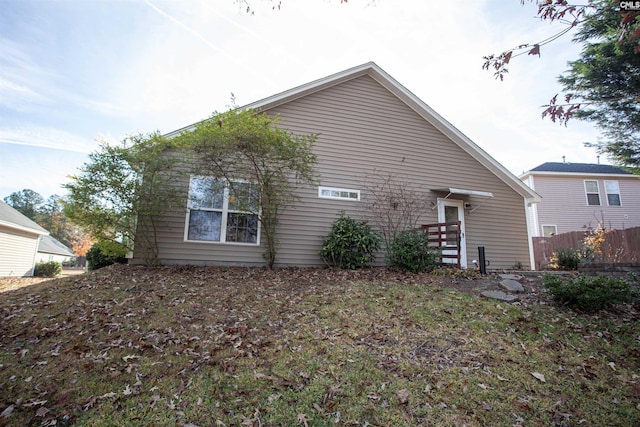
top-left (437, 199), bottom-right (467, 268)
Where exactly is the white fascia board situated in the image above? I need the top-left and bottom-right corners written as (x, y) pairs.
top-left (0, 220), bottom-right (49, 236)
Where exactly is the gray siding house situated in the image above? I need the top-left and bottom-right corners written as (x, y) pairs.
top-left (0, 200), bottom-right (49, 277)
top-left (134, 63), bottom-right (540, 270)
top-left (520, 162), bottom-right (640, 237)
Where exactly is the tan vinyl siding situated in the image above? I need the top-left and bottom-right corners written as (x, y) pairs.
top-left (0, 227), bottom-right (39, 277)
top-left (143, 75), bottom-right (531, 269)
top-left (530, 174), bottom-right (640, 234)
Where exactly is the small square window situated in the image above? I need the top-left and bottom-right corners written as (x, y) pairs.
top-left (542, 225), bottom-right (557, 237)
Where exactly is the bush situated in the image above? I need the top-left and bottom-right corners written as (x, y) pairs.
top-left (86, 241), bottom-right (128, 271)
top-left (34, 261), bottom-right (62, 277)
top-left (549, 248), bottom-right (581, 270)
top-left (387, 230), bottom-right (439, 273)
top-left (319, 212), bottom-right (381, 269)
top-left (543, 273), bottom-right (631, 312)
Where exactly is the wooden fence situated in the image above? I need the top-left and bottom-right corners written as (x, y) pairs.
top-left (532, 227), bottom-right (640, 270)
top-left (421, 221), bottom-right (461, 268)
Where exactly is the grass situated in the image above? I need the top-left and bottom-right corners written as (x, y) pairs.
top-left (1, 265), bottom-right (639, 426)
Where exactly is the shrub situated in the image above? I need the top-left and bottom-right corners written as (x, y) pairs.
top-left (549, 248), bottom-right (581, 270)
top-left (543, 273), bottom-right (631, 312)
top-left (86, 241), bottom-right (128, 271)
top-left (34, 261), bottom-right (62, 277)
top-left (387, 230), bottom-right (439, 273)
top-left (319, 212), bottom-right (381, 269)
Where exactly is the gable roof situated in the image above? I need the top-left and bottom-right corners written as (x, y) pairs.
top-left (38, 235), bottom-right (75, 257)
top-left (528, 162), bottom-right (633, 175)
top-left (169, 62), bottom-right (540, 202)
top-left (0, 200), bottom-right (49, 236)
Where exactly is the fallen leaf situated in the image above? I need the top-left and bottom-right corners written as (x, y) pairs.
top-left (1, 405), bottom-right (14, 418)
top-left (531, 372), bottom-right (546, 382)
top-left (21, 400), bottom-right (47, 408)
top-left (35, 407), bottom-right (50, 417)
top-left (396, 388), bottom-right (410, 404)
top-left (297, 413), bottom-right (309, 427)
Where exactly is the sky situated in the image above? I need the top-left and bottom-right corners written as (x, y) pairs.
top-left (0, 0), bottom-right (606, 200)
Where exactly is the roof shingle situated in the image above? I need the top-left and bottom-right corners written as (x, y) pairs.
top-left (529, 162), bottom-right (632, 175)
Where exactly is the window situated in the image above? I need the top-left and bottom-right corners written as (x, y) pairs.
top-left (185, 177), bottom-right (259, 244)
top-left (584, 180), bottom-right (600, 206)
top-left (542, 225), bottom-right (557, 237)
top-left (604, 180), bottom-right (621, 206)
top-left (318, 186), bottom-right (360, 201)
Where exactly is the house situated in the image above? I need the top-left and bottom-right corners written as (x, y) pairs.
top-left (133, 62), bottom-right (541, 270)
top-left (36, 235), bottom-right (75, 265)
top-left (520, 162), bottom-right (640, 237)
top-left (0, 200), bottom-right (49, 277)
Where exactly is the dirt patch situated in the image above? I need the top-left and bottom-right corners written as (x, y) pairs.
top-left (0, 269), bottom-right (86, 293)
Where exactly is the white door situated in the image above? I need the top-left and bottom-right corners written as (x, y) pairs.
top-left (437, 199), bottom-right (467, 268)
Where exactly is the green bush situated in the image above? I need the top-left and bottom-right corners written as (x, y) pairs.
top-left (86, 241), bottom-right (128, 271)
top-left (387, 230), bottom-right (439, 273)
top-left (34, 261), bottom-right (62, 277)
top-left (543, 273), bottom-right (631, 312)
top-left (549, 248), bottom-right (581, 270)
top-left (319, 212), bottom-right (381, 269)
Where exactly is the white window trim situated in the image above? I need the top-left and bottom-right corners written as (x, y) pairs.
top-left (184, 176), bottom-right (260, 245)
top-left (318, 186), bottom-right (360, 201)
top-left (541, 224), bottom-right (557, 237)
top-left (584, 180), bottom-right (601, 206)
top-left (604, 180), bottom-right (622, 206)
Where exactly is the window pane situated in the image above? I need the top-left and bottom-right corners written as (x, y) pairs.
top-left (542, 225), bottom-right (557, 237)
top-left (605, 180), bottom-right (619, 193)
top-left (188, 210), bottom-right (222, 241)
top-left (585, 181), bottom-right (598, 193)
top-left (607, 194), bottom-right (621, 206)
top-left (587, 193), bottom-right (600, 206)
top-left (189, 177), bottom-right (224, 209)
top-left (228, 182), bottom-right (259, 212)
top-left (226, 213), bottom-right (258, 243)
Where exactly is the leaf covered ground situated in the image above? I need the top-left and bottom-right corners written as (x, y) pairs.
top-left (1, 265), bottom-right (638, 426)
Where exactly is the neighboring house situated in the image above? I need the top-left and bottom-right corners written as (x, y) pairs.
top-left (36, 235), bottom-right (75, 265)
top-left (133, 62), bottom-right (540, 269)
top-left (520, 162), bottom-right (640, 237)
top-left (0, 200), bottom-right (49, 277)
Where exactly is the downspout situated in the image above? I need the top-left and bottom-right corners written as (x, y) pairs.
top-left (524, 197), bottom-right (537, 271)
top-left (30, 234), bottom-right (44, 277)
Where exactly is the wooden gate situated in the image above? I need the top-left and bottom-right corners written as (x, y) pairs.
top-left (421, 221), bottom-right (461, 268)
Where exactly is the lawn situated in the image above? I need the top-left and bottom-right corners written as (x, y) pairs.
top-left (1, 265), bottom-right (638, 426)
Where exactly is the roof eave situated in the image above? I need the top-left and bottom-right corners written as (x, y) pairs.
top-left (0, 220), bottom-right (49, 236)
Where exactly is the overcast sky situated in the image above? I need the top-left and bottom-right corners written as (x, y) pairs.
top-left (0, 0), bottom-right (605, 199)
